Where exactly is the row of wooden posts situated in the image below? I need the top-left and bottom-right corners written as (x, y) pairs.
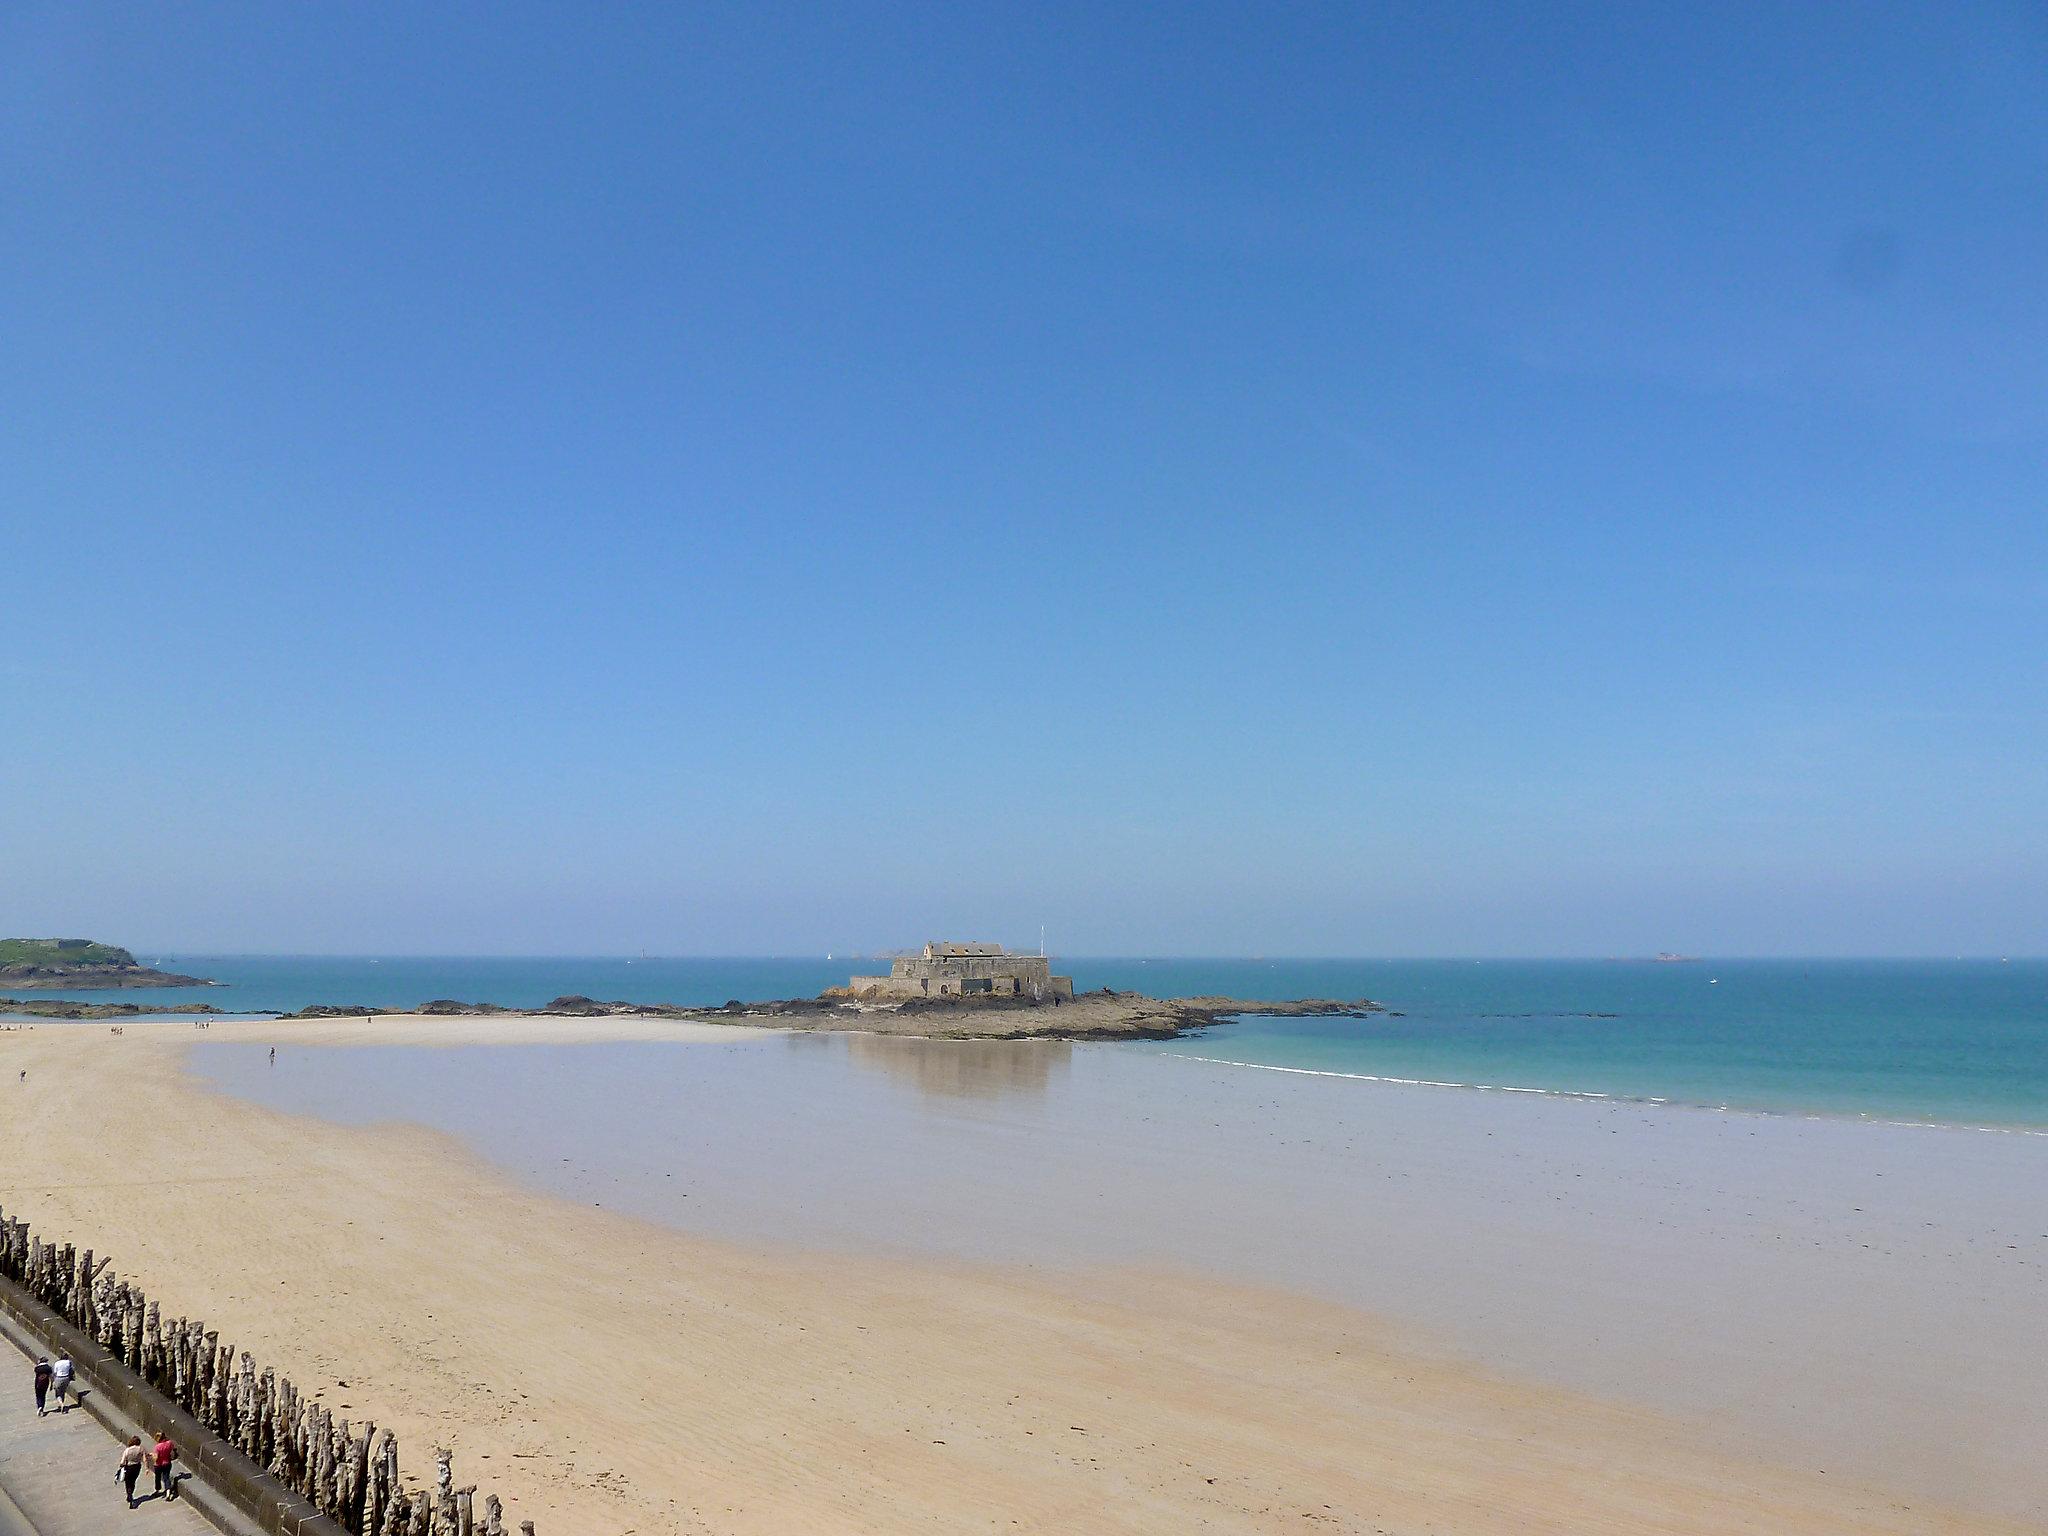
top-left (0, 1208), bottom-right (530, 1535)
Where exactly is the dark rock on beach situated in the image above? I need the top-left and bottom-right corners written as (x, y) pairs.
top-left (0, 997), bottom-right (226, 1020)
top-left (230, 989), bottom-right (1385, 1044)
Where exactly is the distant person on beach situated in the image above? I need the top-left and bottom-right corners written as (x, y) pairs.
top-left (117, 1436), bottom-right (145, 1506)
top-left (151, 1431), bottom-right (179, 1498)
top-left (49, 1352), bottom-right (73, 1411)
top-left (32, 1356), bottom-right (50, 1415)
top-left (269, 1046), bottom-right (276, 1064)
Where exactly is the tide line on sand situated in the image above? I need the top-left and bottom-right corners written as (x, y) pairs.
top-left (1164, 1053), bottom-right (2048, 1137)
top-left (1168, 1053), bottom-right (1644, 1101)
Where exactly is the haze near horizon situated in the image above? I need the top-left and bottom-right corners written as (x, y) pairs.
top-left (3, 3), bottom-right (2043, 958)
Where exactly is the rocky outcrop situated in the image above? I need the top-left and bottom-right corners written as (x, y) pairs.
top-left (243, 991), bottom-right (1383, 1043)
top-left (703, 989), bottom-right (1382, 1042)
top-left (538, 994), bottom-right (837, 1019)
top-left (0, 998), bottom-right (226, 1020)
top-left (0, 963), bottom-right (216, 989)
top-left (1169, 996), bottom-right (1386, 1018)
top-left (541, 995), bottom-right (610, 1015)
top-left (0, 938), bottom-right (215, 989)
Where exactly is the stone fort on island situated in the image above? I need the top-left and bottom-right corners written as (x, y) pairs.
top-left (845, 942), bottom-right (1074, 1002)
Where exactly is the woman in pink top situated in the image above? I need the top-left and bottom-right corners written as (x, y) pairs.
top-left (152, 1431), bottom-right (179, 1500)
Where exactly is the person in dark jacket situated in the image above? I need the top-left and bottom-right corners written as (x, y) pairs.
top-left (32, 1357), bottom-right (50, 1416)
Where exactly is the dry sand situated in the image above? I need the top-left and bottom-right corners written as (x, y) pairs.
top-left (0, 1017), bottom-right (2031, 1536)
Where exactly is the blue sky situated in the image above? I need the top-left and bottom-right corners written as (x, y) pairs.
top-left (2, 2), bottom-right (2043, 956)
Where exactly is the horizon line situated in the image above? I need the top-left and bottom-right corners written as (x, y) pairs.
top-left (91, 951), bottom-right (2045, 964)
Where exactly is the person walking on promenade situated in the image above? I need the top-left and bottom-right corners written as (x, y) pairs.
top-left (117, 1436), bottom-right (146, 1507)
top-left (32, 1356), bottom-right (50, 1415)
top-left (49, 1352), bottom-right (73, 1412)
top-left (151, 1430), bottom-right (179, 1499)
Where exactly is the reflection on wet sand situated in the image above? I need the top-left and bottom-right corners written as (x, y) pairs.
top-left (844, 1035), bottom-right (1072, 1102)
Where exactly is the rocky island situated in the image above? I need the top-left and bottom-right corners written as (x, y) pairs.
top-left (571, 988), bottom-right (1378, 1040)
top-left (239, 943), bottom-right (1379, 1040)
top-left (0, 940), bottom-right (1380, 1037)
top-left (0, 938), bottom-right (215, 989)
top-left (252, 990), bottom-right (1379, 1041)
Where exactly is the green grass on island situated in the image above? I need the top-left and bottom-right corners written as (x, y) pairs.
top-left (0, 938), bottom-right (141, 969)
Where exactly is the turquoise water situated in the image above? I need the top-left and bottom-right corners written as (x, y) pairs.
top-left (1142, 960), bottom-right (2048, 1128)
top-left (15, 955), bottom-right (2046, 1127)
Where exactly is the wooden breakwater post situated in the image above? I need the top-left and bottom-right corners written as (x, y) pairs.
top-left (0, 1204), bottom-right (533, 1535)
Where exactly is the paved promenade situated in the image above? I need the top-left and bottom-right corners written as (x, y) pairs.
top-left (0, 1371), bottom-right (214, 1536)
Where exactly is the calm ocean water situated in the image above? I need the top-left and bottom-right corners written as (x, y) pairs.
top-left (18, 954), bottom-right (2047, 1127)
top-left (1139, 959), bottom-right (2048, 1130)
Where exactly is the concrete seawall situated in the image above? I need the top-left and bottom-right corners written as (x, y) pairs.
top-left (0, 1208), bottom-right (525, 1534)
top-left (0, 1266), bottom-right (340, 1536)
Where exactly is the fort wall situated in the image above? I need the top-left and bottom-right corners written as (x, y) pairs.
top-left (846, 943), bottom-right (1073, 1001)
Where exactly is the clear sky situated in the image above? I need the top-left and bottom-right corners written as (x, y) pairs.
top-left (3, 3), bottom-right (2043, 957)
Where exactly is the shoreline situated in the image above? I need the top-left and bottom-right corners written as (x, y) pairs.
top-left (13, 1006), bottom-right (2040, 1137)
top-left (2, 1018), bottom-right (2034, 1533)
top-left (0, 989), bottom-right (1382, 1041)
top-left (1165, 1051), bottom-right (2048, 1136)
top-left (191, 1025), bottom-right (2048, 1520)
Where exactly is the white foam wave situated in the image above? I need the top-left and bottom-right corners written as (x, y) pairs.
top-left (1164, 1054), bottom-right (2048, 1136)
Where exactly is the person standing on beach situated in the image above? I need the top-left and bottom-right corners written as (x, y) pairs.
top-left (151, 1431), bottom-right (179, 1499)
top-left (32, 1356), bottom-right (50, 1415)
top-left (117, 1436), bottom-right (146, 1507)
top-left (49, 1352), bottom-right (73, 1411)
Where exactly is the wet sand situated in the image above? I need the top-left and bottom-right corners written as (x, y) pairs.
top-left (0, 1017), bottom-right (2038, 1534)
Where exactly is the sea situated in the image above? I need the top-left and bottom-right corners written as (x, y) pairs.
top-left (20, 954), bottom-right (2046, 1129)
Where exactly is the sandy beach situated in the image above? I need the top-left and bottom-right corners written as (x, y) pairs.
top-left (0, 1016), bottom-right (2036, 1536)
